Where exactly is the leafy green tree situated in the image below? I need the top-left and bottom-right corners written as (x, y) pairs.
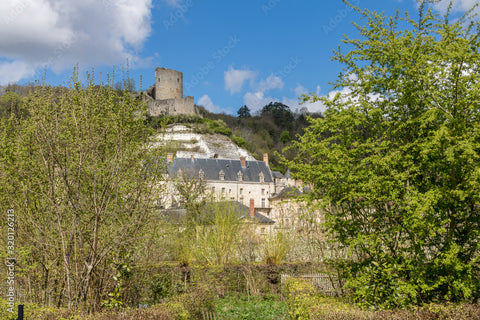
top-left (284, 1), bottom-right (480, 308)
top-left (237, 105), bottom-right (251, 118)
top-left (279, 130), bottom-right (291, 144)
top-left (0, 70), bottom-right (164, 311)
top-left (261, 102), bottom-right (294, 130)
top-left (0, 91), bottom-right (27, 119)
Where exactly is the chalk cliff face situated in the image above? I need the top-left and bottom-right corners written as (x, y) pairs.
top-left (151, 124), bottom-right (255, 160)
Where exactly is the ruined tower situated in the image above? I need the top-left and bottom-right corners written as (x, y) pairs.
top-left (155, 67), bottom-right (183, 100)
top-left (146, 67), bottom-right (195, 116)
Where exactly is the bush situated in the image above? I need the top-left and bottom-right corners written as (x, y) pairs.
top-left (172, 284), bottom-right (216, 319)
top-left (284, 278), bottom-right (318, 320)
top-left (232, 135), bottom-right (246, 147)
top-left (150, 273), bottom-right (174, 302)
top-left (213, 126), bottom-right (232, 136)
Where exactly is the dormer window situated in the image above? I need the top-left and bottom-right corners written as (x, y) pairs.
top-left (199, 169), bottom-right (205, 180)
top-left (259, 171), bottom-right (264, 183)
top-left (237, 171), bottom-right (243, 182)
top-left (219, 169), bottom-right (225, 181)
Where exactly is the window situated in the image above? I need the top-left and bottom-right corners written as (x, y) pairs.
top-left (240, 188), bottom-right (243, 195)
top-left (212, 187), bottom-right (215, 193)
top-left (240, 197), bottom-right (244, 203)
top-left (261, 198), bottom-right (266, 208)
top-left (261, 227), bottom-right (266, 234)
top-left (222, 187), bottom-right (225, 194)
top-left (259, 172), bottom-right (265, 183)
top-left (237, 171), bottom-right (243, 182)
top-left (261, 188), bottom-right (265, 195)
top-left (219, 170), bottom-right (225, 181)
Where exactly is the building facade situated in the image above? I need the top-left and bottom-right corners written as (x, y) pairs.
top-left (166, 154), bottom-right (275, 213)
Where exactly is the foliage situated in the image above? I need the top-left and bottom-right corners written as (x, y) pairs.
top-left (193, 201), bottom-right (244, 266)
top-left (0, 91), bottom-right (28, 119)
top-left (284, 278), bottom-right (318, 320)
top-left (213, 125), bottom-right (232, 136)
top-left (196, 104), bottom-right (321, 171)
top-left (172, 284), bottom-right (216, 319)
top-left (280, 130), bottom-right (292, 144)
top-left (149, 273), bottom-right (174, 302)
top-left (215, 294), bottom-right (289, 320)
top-left (0, 69), bottom-right (165, 311)
top-left (237, 105), bottom-right (251, 118)
top-left (284, 0), bottom-right (480, 308)
top-left (173, 171), bottom-right (207, 223)
top-left (262, 230), bottom-right (292, 265)
top-left (261, 102), bottom-right (295, 130)
top-left (232, 135), bottom-right (246, 147)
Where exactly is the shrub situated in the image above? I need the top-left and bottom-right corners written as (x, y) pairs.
top-left (213, 126), bottom-right (232, 136)
top-left (150, 273), bottom-right (174, 302)
top-left (283, 278), bottom-right (317, 320)
top-left (232, 135), bottom-right (246, 147)
top-left (172, 284), bottom-right (216, 319)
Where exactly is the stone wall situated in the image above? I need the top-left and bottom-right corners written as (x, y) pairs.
top-left (148, 96), bottom-right (195, 117)
top-left (147, 67), bottom-right (196, 116)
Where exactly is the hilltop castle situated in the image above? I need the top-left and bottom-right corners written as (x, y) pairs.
top-left (145, 67), bottom-right (196, 116)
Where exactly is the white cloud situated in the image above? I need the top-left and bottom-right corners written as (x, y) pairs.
top-left (294, 84), bottom-right (307, 96)
top-left (198, 94), bottom-right (222, 113)
top-left (163, 0), bottom-right (184, 7)
top-left (0, 0), bottom-right (153, 85)
top-left (433, 0), bottom-right (479, 13)
top-left (281, 96), bottom-right (327, 114)
top-left (258, 74), bottom-right (284, 92)
top-left (224, 66), bottom-right (256, 94)
top-left (0, 60), bottom-right (34, 84)
top-left (243, 91), bottom-right (278, 111)
top-left (244, 81), bottom-right (326, 114)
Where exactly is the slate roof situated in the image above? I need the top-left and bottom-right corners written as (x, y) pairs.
top-left (160, 201), bottom-right (274, 225)
top-left (271, 171), bottom-right (284, 179)
top-left (168, 157), bottom-right (274, 183)
top-left (284, 169), bottom-right (292, 179)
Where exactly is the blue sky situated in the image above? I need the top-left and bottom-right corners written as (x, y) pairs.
top-left (0, 0), bottom-right (476, 115)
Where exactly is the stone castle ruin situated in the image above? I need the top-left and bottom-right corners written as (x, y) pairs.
top-left (144, 67), bottom-right (196, 117)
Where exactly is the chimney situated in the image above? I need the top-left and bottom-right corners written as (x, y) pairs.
top-left (249, 198), bottom-right (255, 218)
top-left (240, 156), bottom-right (246, 167)
top-left (263, 153), bottom-right (269, 167)
top-left (167, 153), bottom-right (173, 162)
